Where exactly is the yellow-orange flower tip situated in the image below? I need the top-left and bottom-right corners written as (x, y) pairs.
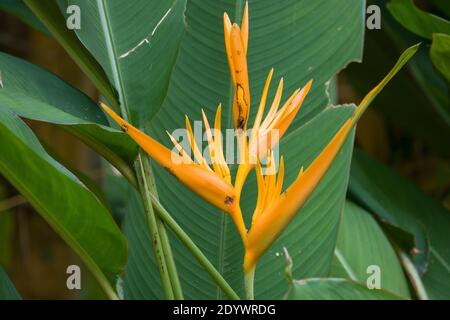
top-left (230, 24), bottom-right (250, 130)
top-left (241, 1), bottom-right (249, 53)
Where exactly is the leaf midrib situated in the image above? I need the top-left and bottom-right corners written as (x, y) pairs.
top-left (96, 0), bottom-right (130, 120)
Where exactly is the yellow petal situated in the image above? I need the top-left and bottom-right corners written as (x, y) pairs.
top-left (241, 1), bottom-right (249, 53)
top-left (185, 115), bottom-right (211, 171)
top-left (166, 130), bottom-right (193, 164)
top-left (223, 13), bottom-right (236, 85)
top-left (257, 80), bottom-right (312, 158)
top-left (214, 104), bottom-right (231, 184)
top-left (100, 103), bottom-right (237, 214)
top-left (252, 68), bottom-right (274, 135)
top-left (260, 78), bottom-right (283, 129)
top-left (202, 109), bottom-right (222, 177)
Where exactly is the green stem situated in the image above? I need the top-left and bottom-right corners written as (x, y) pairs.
top-left (144, 159), bottom-right (183, 300)
top-left (150, 194), bottom-right (240, 300)
top-left (398, 251), bottom-right (429, 300)
top-left (244, 266), bottom-right (255, 300)
top-left (158, 221), bottom-right (183, 299)
top-left (135, 152), bottom-right (174, 299)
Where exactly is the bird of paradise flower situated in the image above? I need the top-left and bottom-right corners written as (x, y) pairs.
top-left (101, 2), bottom-right (418, 299)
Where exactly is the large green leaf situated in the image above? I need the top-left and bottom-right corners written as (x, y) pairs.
top-left (0, 51), bottom-right (138, 174)
top-left (349, 149), bottom-right (450, 299)
top-left (0, 267), bottom-right (20, 300)
top-left (285, 278), bottom-right (402, 300)
top-left (0, 108), bottom-right (127, 293)
top-left (331, 201), bottom-right (410, 298)
top-left (148, 0), bottom-right (365, 299)
top-left (62, 0), bottom-right (187, 126)
top-left (430, 33), bottom-right (450, 83)
top-left (387, 0), bottom-right (450, 40)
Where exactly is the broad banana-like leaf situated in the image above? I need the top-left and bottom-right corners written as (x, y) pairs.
top-left (331, 201), bottom-right (410, 298)
top-left (349, 149), bottom-right (450, 299)
top-left (0, 109), bottom-right (127, 293)
top-left (61, 0), bottom-right (187, 126)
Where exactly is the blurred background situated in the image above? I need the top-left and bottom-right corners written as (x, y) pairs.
top-left (0, 0), bottom-right (448, 299)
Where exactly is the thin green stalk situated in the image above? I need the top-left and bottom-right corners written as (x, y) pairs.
top-left (141, 155), bottom-right (183, 299)
top-left (150, 193), bottom-right (240, 300)
top-left (158, 221), bottom-right (183, 299)
top-left (244, 266), bottom-right (255, 300)
top-left (136, 152), bottom-right (174, 299)
top-left (398, 251), bottom-right (429, 300)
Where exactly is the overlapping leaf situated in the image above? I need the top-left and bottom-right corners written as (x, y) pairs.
top-left (331, 201), bottom-right (410, 298)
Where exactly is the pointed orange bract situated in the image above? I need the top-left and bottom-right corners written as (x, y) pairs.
top-left (100, 103), bottom-right (238, 215)
top-left (224, 6), bottom-right (250, 131)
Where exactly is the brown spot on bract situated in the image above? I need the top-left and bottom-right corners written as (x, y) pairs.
top-left (121, 124), bottom-right (129, 132)
top-left (237, 117), bottom-right (246, 130)
top-left (225, 196), bottom-right (234, 205)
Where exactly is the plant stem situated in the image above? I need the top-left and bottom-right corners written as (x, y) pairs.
top-left (398, 250), bottom-right (429, 300)
top-left (135, 152), bottom-right (174, 299)
top-left (244, 266), bottom-right (255, 300)
top-left (150, 193), bottom-right (240, 300)
top-left (158, 220), bottom-right (183, 299)
top-left (139, 153), bottom-right (183, 299)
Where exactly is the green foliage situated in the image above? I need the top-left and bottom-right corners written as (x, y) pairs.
top-left (387, 0), bottom-right (450, 39)
top-left (331, 201), bottom-right (410, 298)
top-left (349, 150), bottom-right (450, 299)
top-left (0, 109), bottom-right (127, 295)
top-left (0, 0), bottom-right (443, 300)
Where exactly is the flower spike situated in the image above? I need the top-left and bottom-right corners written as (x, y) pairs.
top-left (224, 3), bottom-right (251, 131)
